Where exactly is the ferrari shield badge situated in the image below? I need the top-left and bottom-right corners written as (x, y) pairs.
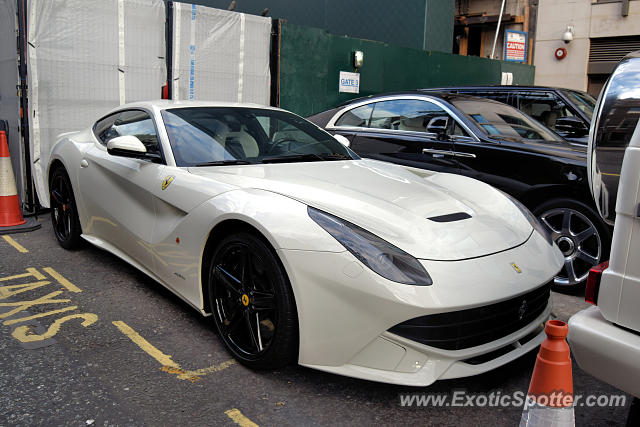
top-left (161, 175), bottom-right (174, 190)
top-left (511, 263), bottom-right (522, 274)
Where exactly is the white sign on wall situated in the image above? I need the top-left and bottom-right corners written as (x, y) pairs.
top-left (501, 72), bottom-right (514, 85)
top-left (339, 71), bottom-right (360, 93)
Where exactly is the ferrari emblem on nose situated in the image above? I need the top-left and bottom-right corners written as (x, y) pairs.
top-left (511, 263), bottom-right (522, 273)
top-left (161, 176), bottom-right (174, 190)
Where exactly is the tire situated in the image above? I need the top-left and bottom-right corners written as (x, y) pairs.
top-left (533, 198), bottom-right (611, 288)
top-left (49, 167), bottom-right (83, 249)
top-left (208, 232), bottom-right (298, 369)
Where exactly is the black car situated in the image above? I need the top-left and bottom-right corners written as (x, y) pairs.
top-left (422, 86), bottom-right (597, 144)
top-left (307, 91), bottom-right (611, 288)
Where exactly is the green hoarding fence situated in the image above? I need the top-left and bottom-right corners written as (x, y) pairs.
top-left (279, 23), bottom-right (535, 117)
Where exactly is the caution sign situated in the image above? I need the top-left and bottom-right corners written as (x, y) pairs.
top-left (504, 30), bottom-right (527, 62)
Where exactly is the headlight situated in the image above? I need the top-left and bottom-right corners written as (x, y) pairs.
top-left (503, 193), bottom-right (553, 245)
top-left (307, 207), bottom-right (433, 286)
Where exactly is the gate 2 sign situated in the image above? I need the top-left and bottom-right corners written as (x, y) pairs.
top-left (339, 71), bottom-right (360, 94)
top-left (504, 30), bottom-right (527, 62)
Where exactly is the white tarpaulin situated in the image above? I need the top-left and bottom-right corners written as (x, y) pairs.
top-left (0, 0), bottom-right (23, 199)
top-left (27, 0), bottom-right (165, 206)
top-left (172, 4), bottom-right (271, 105)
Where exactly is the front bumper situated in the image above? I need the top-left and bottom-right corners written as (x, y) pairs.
top-left (278, 230), bottom-right (562, 386)
top-left (304, 306), bottom-right (549, 387)
top-left (569, 306), bottom-right (640, 398)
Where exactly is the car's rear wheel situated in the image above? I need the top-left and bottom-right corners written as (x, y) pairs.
top-left (49, 167), bottom-right (83, 249)
top-left (533, 198), bottom-right (611, 288)
top-left (208, 232), bottom-right (298, 369)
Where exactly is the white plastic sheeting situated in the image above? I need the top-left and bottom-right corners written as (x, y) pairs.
top-left (0, 0), bottom-right (23, 199)
top-left (27, 0), bottom-right (166, 206)
top-left (172, 4), bottom-right (271, 105)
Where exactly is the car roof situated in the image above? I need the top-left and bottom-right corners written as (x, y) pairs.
top-left (103, 100), bottom-right (283, 116)
top-left (420, 85), bottom-right (580, 93)
top-left (336, 91), bottom-right (505, 108)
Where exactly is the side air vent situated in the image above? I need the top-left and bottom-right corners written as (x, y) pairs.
top-left (427, 212), bottom-right (471, 222)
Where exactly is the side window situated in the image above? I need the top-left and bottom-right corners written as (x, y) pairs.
top-left (450, 120), bottom-right (470, 137)
top-left (369, 99), bottom-right (456, 136)
top-left (516, 91), bottom-right (573, 131)
top-left (335, 104), bottom-right (373, 127)
top-left (93, 113), bottom-right (119, 146)
top-left (111, 110), bottom-right (160, 155)
top-left (462, 90), bottom-right (511, 106)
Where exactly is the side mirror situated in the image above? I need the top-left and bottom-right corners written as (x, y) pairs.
top-left (333, 134), bottom-right (351, 148)
top-left (426, 116), bottom-right (450, 139)
top-left (107, 135), bottom-right (161, 161)
top-left (555, 117), bottom-right (589, 137)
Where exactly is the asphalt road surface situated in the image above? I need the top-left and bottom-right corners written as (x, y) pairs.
top-left (0, 217), bottom-right (632, 426)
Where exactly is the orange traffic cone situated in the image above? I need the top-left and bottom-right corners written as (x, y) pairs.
top-left (0, 130), bottom-right (40, 235)
top-left (520, 320), bottom-right (574, 426)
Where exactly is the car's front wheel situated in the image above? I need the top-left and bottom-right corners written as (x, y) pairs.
top-left (49, 167), bottom-right (83, 249)
top-left (534, 198), bottom-right (611, 288)
top-left (208, 232), bottom-right (298, 369)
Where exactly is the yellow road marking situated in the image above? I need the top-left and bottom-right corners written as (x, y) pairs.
top-left (112, 321), bottom-right (179, 369)
top-left (43, 267), bottom-right (82, 293)
top-left (12, 313), bottom-right (98, 342)
top-left (601, 172), bottom-right (621, 177)
top-left (0, 291), bottom-right (70, 319)
top-left (3, 305), bottom-right (78, 326)
top-left (162, 359), bottom-right (237, 381)
top-left (2, 235), bottom-right (28, 253)
top-left (0, 268), bottom-right (46, 282)
top-left (113, 320), bottom-right (236, 381)
top-left (0, 281), bottom-right (51, 300)
top-left (225, 409), bottom-right (259, 427)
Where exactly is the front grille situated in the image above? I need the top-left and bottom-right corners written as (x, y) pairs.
top-left (388, 283), bottom-right (550, 350)
top-left (462, 324), bottom-right (543, 365)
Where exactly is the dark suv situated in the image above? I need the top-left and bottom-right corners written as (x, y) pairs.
top-left (423, 86), bottom-right (596, 144)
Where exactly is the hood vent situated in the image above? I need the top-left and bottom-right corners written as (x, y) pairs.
top-left (427, 212), bottom-right (472, 223)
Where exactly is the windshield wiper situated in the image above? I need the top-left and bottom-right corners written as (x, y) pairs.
top-left (194, 159), bottom-right (253, 166)
top-left (260, 153), bottom-right (352, 164)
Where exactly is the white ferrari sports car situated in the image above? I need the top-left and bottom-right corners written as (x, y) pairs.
top-left (47, 100), bottom-right (563, 386)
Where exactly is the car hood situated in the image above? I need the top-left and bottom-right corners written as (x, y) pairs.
top-left (188, 159), bottom-right (533, 261)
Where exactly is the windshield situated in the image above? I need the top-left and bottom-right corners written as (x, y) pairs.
top-left (450, 98), bottom-right (563, 142)
top-left (563, 89), bottom-right (596, 119)
top-left (161, 107), bottom-right (357, 167)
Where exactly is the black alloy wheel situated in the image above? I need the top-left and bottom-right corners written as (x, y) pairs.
top-left (49, 167), bottom-right (83, 249)
top-left (208, 232), bottom-right (298, 369)
top-left (534, 198), bottom-right (611, 288)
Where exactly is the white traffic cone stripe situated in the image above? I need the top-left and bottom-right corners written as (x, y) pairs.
top-left (520, 396), bottom-right (575, 426)
top-left (0, 157), bottom-right (18, 197)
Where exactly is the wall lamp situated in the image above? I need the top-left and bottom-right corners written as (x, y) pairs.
top-left (353, 50), bottom-right (364, 70)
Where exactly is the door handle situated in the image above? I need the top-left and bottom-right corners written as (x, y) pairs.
top-left (422, 148), bottom-right (454, 156)
top-left (80, 159), bottom-right (89, 168)
top-left (452, 151), bottom-right (476, 159)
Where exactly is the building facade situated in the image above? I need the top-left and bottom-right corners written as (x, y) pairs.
top-left (534, 0), bottom-right (640, 96)
top-left (454, 0), bottom-right (535, 62)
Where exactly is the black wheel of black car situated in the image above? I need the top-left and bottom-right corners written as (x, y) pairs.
top-left (49, 167), bottom-right (83, 249)
top-left (208, 232), bottom-right (298, 369)
top-left (534, 198), bottom-right (611, 288)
